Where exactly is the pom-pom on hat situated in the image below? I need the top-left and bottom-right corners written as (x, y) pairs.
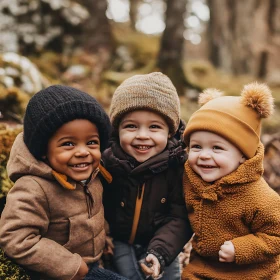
top-left (24, 85), bottom-right (111, 159)
top-left (183, 82), bottom-right (274, 159)
top-left (109, 72), bottom-right (180, 136)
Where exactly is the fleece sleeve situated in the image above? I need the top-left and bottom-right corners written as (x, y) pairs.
top-left (0, 177), bottom-right (82, 280)
top-left (232, 193), bottom-right (280, 265)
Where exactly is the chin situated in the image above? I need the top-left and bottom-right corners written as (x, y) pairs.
top-left (72, 174), bottom-right (92, 182)
top-left (200, 175), bottom-right (217, 183)
top-left (204, 176), bottom-right (223, 183)
top-left (134, 156), bottom-right (149, 162)
top-left (202, 178), bottom-right (214, 183)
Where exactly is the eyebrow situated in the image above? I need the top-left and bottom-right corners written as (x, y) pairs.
top-left (57, 134), bottom-right (99, 143)
top-left (121, 119), bottom-right (166, 125)
top-left (190, 139), bottom-right (226, 146)
top-left (120, 119), bottom-right (136, 124)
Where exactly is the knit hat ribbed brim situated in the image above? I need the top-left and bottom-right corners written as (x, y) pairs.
top-left (24, 85), bottom-right (111, 159)
top-left (109, 72), bottom-right (180, 135)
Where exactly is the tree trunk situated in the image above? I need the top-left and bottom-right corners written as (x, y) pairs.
top-left (207, 0), bottom-right (232, 71)
top-left (81, 0), bottom-right (114, 53)
top-left (81, 0), bottom-right (115, 85)
top-left (129, 0), bottom-right (141, 31)
top-left (157, 0), bottom-right (187, 95)
top-left (264, 0), bottom-right (280, 81)
top-left (207, 0), bottom-right (257, 75)
top-left (207, 0), bottom-right (280, 78)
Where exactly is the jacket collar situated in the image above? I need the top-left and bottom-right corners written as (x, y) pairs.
top-left (52, 164), bottom-right (112, 190)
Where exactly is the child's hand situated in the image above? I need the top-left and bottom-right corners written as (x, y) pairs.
top-left (101, 236), bottom-right (115, 270)
top-left (179, 239), bottom-right (193, 269)
top-left (140, 254), bottom-right (161, 279)
top-left (72, 259), bottom-right (89, 280)
top-left (219, 241), bottom-right (235, 262)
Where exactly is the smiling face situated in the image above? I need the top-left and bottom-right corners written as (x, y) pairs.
top-left (118, 110), bottom-right (169, 162)
top-left (46, 119), bottom-right (101, 182)
top-left (188, 131), bottom-right (245, 182)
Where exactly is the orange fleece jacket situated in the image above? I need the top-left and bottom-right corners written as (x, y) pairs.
top-left (182, 144), bottom-right (280, 280)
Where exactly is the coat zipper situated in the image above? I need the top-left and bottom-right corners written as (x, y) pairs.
top-left (128, 183), bottom-right (145, 244)
top-left (84, 184), bottom-right (94, 218)
top-left (81, 172), bottom-right (97, 219)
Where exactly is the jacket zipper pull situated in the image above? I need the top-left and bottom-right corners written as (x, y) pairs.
top-left (129, 183), bottom-right (145, 244)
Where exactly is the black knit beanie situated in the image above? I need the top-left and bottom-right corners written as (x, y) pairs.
top-left (24, 85), bottom-right (111, 159)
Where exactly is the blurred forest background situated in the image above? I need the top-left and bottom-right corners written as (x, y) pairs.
top-left (1, 0), bottom-right (280, 211)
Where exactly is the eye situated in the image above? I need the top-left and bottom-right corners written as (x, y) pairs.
top-left (190, 144), bottom-right (201, 150)
top-left (150, 124), bottom-right (161, 129)
top-left (88, 139), bottom-right (100, 145)
top-left (61, 141), bottom-right (74, 147)
top-left (124, 124), bottom-right (137, 129)
top-left (213, 145), bottom-right (223, 150)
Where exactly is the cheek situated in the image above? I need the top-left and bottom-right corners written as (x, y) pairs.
top-left (119, 132), bottom-right (130, 147)
top-left (188, 151), bottom-right (195, 160)
top-left (157, 133), bottom-right (168, 145)
top-left (118, 129), bottom-right (128, 140)
top-left (118, 137), bottom-right (126, 150)
top-left (159, 137), bottom-right (168, 148)
top-left (94, 150), bottom-right (102, 162)
top-left (187, 154), bottom-right (197, 168)
top-left (49, 153), bottom-right (67, 165)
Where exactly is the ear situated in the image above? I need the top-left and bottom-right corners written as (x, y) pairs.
top-left (168, 133), bottom-right (171, 139)
top-left (239, 155), bottom-right (246, 164)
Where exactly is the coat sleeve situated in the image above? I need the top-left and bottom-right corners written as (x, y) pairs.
top-left (147, 167), bottom-right (193, 266)
top-left (232, 185), bottom-right (280, 265)
top-left (0, 177), bottom-right (82, 280)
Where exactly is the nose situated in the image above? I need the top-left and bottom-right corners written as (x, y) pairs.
top-left (75, 146), bottom-right (90, 157)
top-left (199, 149), bottom-right (211, 160)
top-left (136, 128), bottom-right (150, 139)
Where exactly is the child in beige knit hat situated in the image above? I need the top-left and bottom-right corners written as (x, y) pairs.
top-left (102, 72), bottom-right (193, 279)
top-left (182, 82), bottom-right (280, 280)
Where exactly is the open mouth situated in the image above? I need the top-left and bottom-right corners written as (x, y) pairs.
top-left (198, 165), bottom-right (216, 169)
top-left (133, 145), bottom-right (152, 151)
top-left (71, 163), bottom-right (90, 168)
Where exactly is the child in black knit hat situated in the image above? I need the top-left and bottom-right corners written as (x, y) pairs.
top-left (0, 85), bottom-right (128, 280)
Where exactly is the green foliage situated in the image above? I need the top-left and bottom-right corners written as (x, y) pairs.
top-left (0, 165), bottom-right (13, 200)
top-left (0, 248), bottom-right (31, 280)
top-left (0, 127), bottom-right (22, 200)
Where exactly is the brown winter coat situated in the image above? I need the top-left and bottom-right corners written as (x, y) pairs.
top-left (0, 133), bottom-right (106, 280)
top-left (182, 144), bottom-right (280, 280)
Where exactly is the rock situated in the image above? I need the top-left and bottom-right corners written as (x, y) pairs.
top-left (0, 52), bottom-right (46, 95)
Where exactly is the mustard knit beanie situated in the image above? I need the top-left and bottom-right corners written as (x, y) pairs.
top-left (183, 82), bottom-right (274, 159)
top-left (109, 72), bottom-right (180, 136)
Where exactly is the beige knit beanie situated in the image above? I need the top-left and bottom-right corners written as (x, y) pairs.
top-left (183, 82), bottom-right (274, 159)
top-left (109, 72), bottom-right (180, 136)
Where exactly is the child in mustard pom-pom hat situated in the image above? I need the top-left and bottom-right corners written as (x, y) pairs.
top-left (102, 72), bottom-right (193, 280)
top-left (182, 82), bottom-right (280, 280)
top-left (0, 85), bottom-right (128, 280)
